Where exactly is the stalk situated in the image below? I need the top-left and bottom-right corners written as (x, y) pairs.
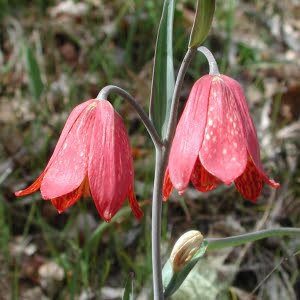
top-left (152, 48), bottom-right (197, 299)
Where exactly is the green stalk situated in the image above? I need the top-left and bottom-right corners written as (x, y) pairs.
top-left (206, 228), bottom-right (300, 251)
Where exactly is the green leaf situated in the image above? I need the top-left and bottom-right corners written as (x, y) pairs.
top-left (189, 0), bottom-right (215, 48)
top-left (150, 0), bottom-right (175, 138)
top-left (170, 256), bottom-right (232, 300)
top-left (122, 272), bottom-right (134, 300)
top-left (163, 240), bottom-right (208, 297)
top-left (24, 45), bottom-right (44, 101)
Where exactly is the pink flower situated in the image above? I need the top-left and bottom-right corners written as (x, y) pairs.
top-left (15, 99), bottom-right (143, 222)
top-left (164, 75), bottom-right (279, 202)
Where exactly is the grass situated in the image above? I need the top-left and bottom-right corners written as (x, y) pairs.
top-left (1, 0), bottom-right (300, 299)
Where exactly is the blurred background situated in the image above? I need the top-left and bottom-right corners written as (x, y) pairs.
top-left (1, 0), bottom-right (300, 299)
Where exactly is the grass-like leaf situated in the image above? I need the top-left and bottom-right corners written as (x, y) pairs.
top-left (123, 272), bottom-right (135, 300)
top-left (150, 0), bottom-right (175, 139)
top-left (189, 0), bottom-right (215, 48)
top-left (24, 44), bottom-right (44, 101)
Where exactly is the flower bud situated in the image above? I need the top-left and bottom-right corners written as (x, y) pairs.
top-left (170, 230), bottom-right (203, 272)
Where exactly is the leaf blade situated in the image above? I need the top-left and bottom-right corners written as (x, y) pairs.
top-left (189, 0), bottom-right (215, 48)
top-left (150, 0), bottom-right (175, 138)
top-left (24, 45), bottom-right (44, 101)
top-left (122, 272), bottom-right (134, 300)
top-left (163, 240), bottom-right (208, 297)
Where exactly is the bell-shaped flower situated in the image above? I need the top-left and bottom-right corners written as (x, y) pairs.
top-left (15, 99), bottom-right (143, 222)
top-left (164, 75), bottom-right (279, 202)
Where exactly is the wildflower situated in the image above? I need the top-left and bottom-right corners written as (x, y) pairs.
top-left (15, 99), bottom-right (143, 222)
top-left (164, 75), bottom-right (279, 202)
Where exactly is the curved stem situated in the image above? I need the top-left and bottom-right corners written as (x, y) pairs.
top-left (205, 228), bottom-right (300, 251)
top-left (97, 85), bottom-right (162, 148)
top-left (165, 47), bottom-right (197, 145)
top-left (197, 46), bottom-right (220, 75)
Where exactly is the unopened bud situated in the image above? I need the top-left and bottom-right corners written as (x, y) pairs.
top-left (170, 230), bottom-right (203, 272)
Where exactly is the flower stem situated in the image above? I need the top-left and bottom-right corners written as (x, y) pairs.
top-left (197, 46), bottom-right (220, 76)
top-left (205, 227), bottom-right (300, 251)
top-left (151, 48), bottom-right (197, 299)
top-left (152, 147), bottom-right (167, 300)
top-left (166, 47), bottom-right (197, 145)
top-left (97, 85), bottom-right (162, 147)
top-left (97, 48), bottom-right (196, 299)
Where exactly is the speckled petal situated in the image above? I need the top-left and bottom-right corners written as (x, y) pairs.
top-left (41, 101), bottom-right (96, 199)
top-left (15, 100), bottom-right (95, 197)
top-left (163, 168), bottom-right (173, 201)
top-left (169, 75), bottom-right (212, 194)
top-left (221, 76), bottom-right (279, 188)
top-left (199, 76), bottom-right (247, 184)
top-left (88, 100), bottom-right (133, 222)
top-left (190, 158), bottom-right (219, 192)
top-left (235, 158), bottom-right (263, 202)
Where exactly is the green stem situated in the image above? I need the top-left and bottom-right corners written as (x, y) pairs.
top-left (197, 46), bottom-right (220, 75)
top-left (152, 147), bottom-right (167, 299)
top-left (205, 228), bottom-right (300, 251)
top-left (97, 85), bottom-right (162, 148)
top-left (165, 48), bottom-right (197, 144)
top-left (151, 48), bottom-right (196, 299)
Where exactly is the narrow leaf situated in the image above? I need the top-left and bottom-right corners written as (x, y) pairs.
top-left (150, 0), bottom-right (175, 138)
top-left (163, 240), bottom-right (208, 297)
top-left (189, 0), bottom-right (215, 48)
top-left (206, 228), bottom-right (300, 251)
top-left (24, 45), bottom-right (44, 101)
top-left (122, 272), bottom-right (134, 300)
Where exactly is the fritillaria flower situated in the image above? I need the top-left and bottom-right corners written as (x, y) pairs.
top-left (15, 99), bottom-right (143, 222)
top-left (164, 74), bottom-right (279, 202)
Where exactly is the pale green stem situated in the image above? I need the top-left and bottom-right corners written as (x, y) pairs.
top-left (165, 48), bottom-right (197, 144)
top-left (205, 228), bottom-right (300, 251)
top-left (97, 85), bottom-right (162, 148)
top-left (197, 46), bottom-right (220, 75)
top-left (152, 147), bottom-right (168, 299)
top-left (152, 48), bottom-right (197, 299)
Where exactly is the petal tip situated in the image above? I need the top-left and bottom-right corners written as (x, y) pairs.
top-left (178, 189), bottom-right (185, 196)
top-left (15, 191), bottom-right (23, 197)
top-left (247, 196), bottom-right (258, 203)
top-left (269, 180), bottom-right (280, 188)
top-left (134, 209), bottom-right (144, 222)
top-left (127, 186), bottom-right (144, 222)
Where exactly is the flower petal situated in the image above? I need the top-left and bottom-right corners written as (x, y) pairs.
top-left (221, 76), bottom-right (279, 188)
top-left (169, 75), bottom-right (212, 193)
top-left (15, 100), bottom-right (94, 197)
top-left (15, 171), bottom-right (45, 196)
top-left (163, 167), bottom-right (173, 201)
top-left (50, 183), bottom-right (84, 213)
top-left (41, 101), bottom-right (96, 199)
top-left (235, 158), bottom-right (263, 202)
top-left (88, 100), bottom-right (133, 222)
top-left (199, 76), bottom-right (247, 184)
top-left (128, 184), bottom-right (143, 221)
top-left (190, 158), bottom-right (219, 192)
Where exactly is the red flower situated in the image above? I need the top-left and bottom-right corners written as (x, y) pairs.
top-left (164, 75), bottom-right (279, 202)
top-left (15, 99), bottom-right (143, 222)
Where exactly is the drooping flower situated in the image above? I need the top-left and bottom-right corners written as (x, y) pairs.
top-left (15, 99), bottom-right (143, 222)
top-left (164, 74), bottom-right (279, 202)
